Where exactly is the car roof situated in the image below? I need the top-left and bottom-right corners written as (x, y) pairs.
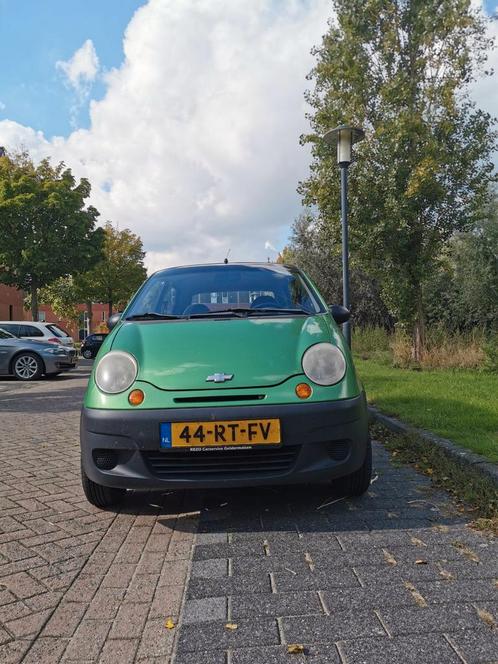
top-left (0, 320), bottom-right (47, 325)
top-left (150, 262), bottom-right (299, 278)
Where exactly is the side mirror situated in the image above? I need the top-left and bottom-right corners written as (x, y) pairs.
top-left (107, 312), bottom-right (122, 331)
top-left (329, 304), bottom-right (350, 324)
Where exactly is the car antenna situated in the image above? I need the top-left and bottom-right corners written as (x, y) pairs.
top-left (224, 248), bottom-right (231, 264)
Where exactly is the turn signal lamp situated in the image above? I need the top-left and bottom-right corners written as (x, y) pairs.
top-left (128, 389), bottom-right (145, 406)
top-left (295, 383), bottom-right (312, 399)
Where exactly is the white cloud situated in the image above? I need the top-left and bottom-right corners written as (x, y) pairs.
top-left (0, 0), bottom-right (331, 271)
top-left (56, 39), bottom-right (100, 128)
top-left (2, 1), bottom-right (495, 274)
top-left (56, 39), bottom-right (99, 91)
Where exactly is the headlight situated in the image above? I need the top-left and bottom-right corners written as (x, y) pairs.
top-left (302, 343), bottom-right (346, 386)
top-left (95, 351), bottom-right (138, 394)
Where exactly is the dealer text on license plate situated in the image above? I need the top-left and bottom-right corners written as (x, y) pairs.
top-left (159, 419), bottom-right (281, 448)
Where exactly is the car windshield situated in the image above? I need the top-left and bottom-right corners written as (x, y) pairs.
top-left (0, 327), bottom-right (15, 339)
top-left (125, 264), bottom-right (324, 319)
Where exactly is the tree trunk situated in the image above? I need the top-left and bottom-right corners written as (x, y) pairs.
top-left (411, 298), bottom-right (425, 364)
top-left (86, 301), bottom-right (93, 335)
top-left (31, 283), bottom-right (39, 322)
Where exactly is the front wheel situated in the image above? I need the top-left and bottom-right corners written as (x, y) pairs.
top-left (12, 352), bottom-right (43, 381)
top-left (81, 464), bottom-right (125, 509)
top-left (339, 438), bottom-right (372, 496)
top-left (82, 349), bottom-right (93, 359)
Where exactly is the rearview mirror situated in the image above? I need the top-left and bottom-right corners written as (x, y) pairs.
top-left (107, 312), bottom-right (122, 331)
top-left (329, 304), bottom-right (350, 324)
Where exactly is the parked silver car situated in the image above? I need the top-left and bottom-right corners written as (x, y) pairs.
top-left (0, 327), bottom-right (77, 380)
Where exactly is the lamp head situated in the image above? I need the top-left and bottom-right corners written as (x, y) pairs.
top-left (323, 124), bottom-right (365, 166)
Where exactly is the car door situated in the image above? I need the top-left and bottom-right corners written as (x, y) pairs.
top-left (0, 329), bottom-right (17, 374)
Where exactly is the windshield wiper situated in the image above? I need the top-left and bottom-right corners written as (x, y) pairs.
top-left (246, 307), bottom-right (313, 316)
top-left (187, 307), bottom-right (314, 319)
top-left (186, 308), bottom-right (249, 319)
top-left (125, 312), bottom-right (182, 321)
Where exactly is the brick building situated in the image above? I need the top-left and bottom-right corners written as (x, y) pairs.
top-left (0, 284), bottom-right (113, 340)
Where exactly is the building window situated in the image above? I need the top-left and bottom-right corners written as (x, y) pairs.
top-left (38, 311), bottom-right (46, 322)
top-left (101, 311), bottom-right (106, 321)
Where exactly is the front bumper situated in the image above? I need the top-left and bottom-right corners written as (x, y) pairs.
top-left (80, 394), bottom-right (369, 490)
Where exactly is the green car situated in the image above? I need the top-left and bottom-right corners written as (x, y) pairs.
top-left (80, 263), bottom-right (371, 508)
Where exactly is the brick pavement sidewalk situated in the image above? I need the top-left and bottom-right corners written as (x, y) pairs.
top-left (0, 364), bottom-right (496, 663)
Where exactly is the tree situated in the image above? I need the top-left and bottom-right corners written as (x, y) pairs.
top-left (76, 222), bottom-right (147, 319)
top-left (0, 150), bottom-right (104, 320)
top-left (300, 0), bottom-right (497, 360)
top-left (425, 192), bottom-right (498, 331)
top-left (284, 212), bottom-right (392, 329)
top-left (24, 275), bottom-right (81, 326)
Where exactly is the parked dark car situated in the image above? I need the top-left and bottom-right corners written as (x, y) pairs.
top-left (0, 327), bottom-right (77, 380)
top-left (80, 333), bottom-right (108, 359)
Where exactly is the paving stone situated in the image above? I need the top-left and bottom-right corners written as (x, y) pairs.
top-left (231, 590), bottom-right (323, 619)
top-left (174, 649), bottom-right (226, 664)
top-left (109, 601), bottom-right (150, 638)
top-left (446, 628), bottom-right (498, 663)
top-left (135, 618), bottom-right (175, 658)
top-left (42, 601), bottom-right (88, 637)
top-left (98, 638), bottom-right (139, 664)
top-left (177, 617), bottom-right (280, 652)
top-left (379, 603), bottom-right (485, 636)
top-left (61, 619), bottom-right (111, 660)
top-left (187, 574), bottom-right (272, 599)
top-left (339, 634), bottom-right (462, 663)
top-left (22, 636), bottom-right (70, 663)
top-left (282, 611), bottom-right (386, 643)
top-left (191, 558), bottom-right (228, 578)
top-left (183, 597), bottom-right (227, 624)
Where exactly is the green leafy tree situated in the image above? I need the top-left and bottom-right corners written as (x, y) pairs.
top-left (24, 275), bottom-right (81, 325)
top-left (0, 150), bottom-right (103, 320)
top-left (284, 212), bottom-right (392, 328)
top-left (76, 222), bottom-right (147, 320)
top-left (300, 0), bottom-right (497, 360)
top-left (425, 192), bottom-right (498, 331)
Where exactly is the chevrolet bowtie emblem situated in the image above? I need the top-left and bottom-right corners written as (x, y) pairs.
top-left (206, 373), bottom-right (234, 383)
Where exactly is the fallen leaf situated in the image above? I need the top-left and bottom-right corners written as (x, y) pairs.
top-left (476, 607), bottom-right (496, 629)
top-left (415, 560), bottom-right (428, 565)
top-left (287, 644), bottom-right (305, 654)
top-left (382, 549), bottom-right (397, 566)
top-left (410, 537), bottom-right (427, 547)
top-left (404, 581), bottom-right (427, 608)
top-left (370, 474), bottom-right (379, 485)
top-left (220, 502), bottom-right (228, 507)
top-left (164, 618), bottom-right (175, 629)
top-left (225, 622), bottom-right (238, 630)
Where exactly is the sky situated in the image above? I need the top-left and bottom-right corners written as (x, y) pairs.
top-left (0, 0), bottom-right (497, 272)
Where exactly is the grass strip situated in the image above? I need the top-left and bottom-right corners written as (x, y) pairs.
top-left (372, 422), bottom-right (498, 535)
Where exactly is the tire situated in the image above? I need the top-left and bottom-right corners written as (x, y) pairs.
top-left (339, 437), bottom-right (372, 496)
top-left (45, 372), bottom-right (61, 378)
top-left (12, 352), bottom-right (43, 381)
top-left (82, 349), bottom-right (93, 359)
top-left (81, 463), bottom-right (125, 509)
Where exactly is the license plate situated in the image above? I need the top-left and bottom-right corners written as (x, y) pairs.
top-left (160, 419), bottom-right (281, 449)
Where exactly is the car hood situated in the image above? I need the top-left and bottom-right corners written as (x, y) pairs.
top-left (111, 315), bottom-right (341, 390)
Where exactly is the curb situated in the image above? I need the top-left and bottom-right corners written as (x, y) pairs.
top-left (368, 406), bottom-right (498, 487)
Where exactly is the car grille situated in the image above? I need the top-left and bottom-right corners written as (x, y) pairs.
top-left (143, 446), bottom-right (299, 478)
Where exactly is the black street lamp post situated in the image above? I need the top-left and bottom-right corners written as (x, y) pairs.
top-left (323, 125), bottom-right (365, 348)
